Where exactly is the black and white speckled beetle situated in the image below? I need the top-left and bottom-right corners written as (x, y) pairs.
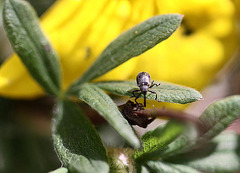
top-left (131, 72), bottom-right (160, 107)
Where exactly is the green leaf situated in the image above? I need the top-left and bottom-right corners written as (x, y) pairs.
top-left (69, 14), bottom-right (183, 92)
top-left (134, 121), bottom-right (185, 160)
top-left (145, 161), bottom-right (200, 173)
top-left (153, 123), bottom-right (198, 159)
top-left (49, 168), bottom-right (68, 173)
top-left (168, 132), bottom-right (240, 173)
top-left (94, 81), bottom-right (202, 104)
top-left (159, 95), bottom-right (240, 158)
top-left (52, 100), bottom-right (109, 173)
top-left (197, 95), bottom-right (240, 141)
top-left (137, 165), bottom-right (151, 173)
top-left (71, 83), bottom-right (141, 148)
top-left (3, 0), bottom-right (61, 96)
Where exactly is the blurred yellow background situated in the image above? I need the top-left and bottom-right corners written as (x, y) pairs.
top-left (0, 0), bottom-right (239, 99)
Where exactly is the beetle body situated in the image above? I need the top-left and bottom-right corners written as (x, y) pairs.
top-left (132, 71), bottom-right (160, 107)
top-left (136, 72), bottom-right (151, 94)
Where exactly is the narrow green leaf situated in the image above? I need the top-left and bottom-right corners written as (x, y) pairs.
top-left (134, 121), bottom-right (184, 160)
top-left (71, 83), bottom-right (141, 148)
top-left (153, 123), bottom-right (198, 159)
top-left (168, 133), bottom-right (240, 173)
top-left (52, 100), bottom-right (109, 173)
top-left (197, 95), bottom-right (240, 141)
top-left (159, 95), bottom-right (240, 159)
top-left (136, 165), bottom-right (151, 173)
top-left (145, 161), bottom-right (200, 173)
top-left (3, 0), bottom-right (61, 96)
top-left (49, 168), bottom-right (68, 173)
top-left (94, 81), bottom-right (202, 104)
top-left (187, 152), bottom-right (240, 173)
top-left (69, 14), bottom-right (183, 92)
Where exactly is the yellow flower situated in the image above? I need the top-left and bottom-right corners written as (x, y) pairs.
top-left (0, 0), bottom-right (238, 98)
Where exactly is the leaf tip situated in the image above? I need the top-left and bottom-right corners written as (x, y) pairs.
top-left (196, 95), bottom-right (204, 101)
top-left (171, 13), bottom-right (184, 20)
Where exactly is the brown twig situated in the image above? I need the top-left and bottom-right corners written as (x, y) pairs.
top-left (136, 108), bottom-right (204, 131)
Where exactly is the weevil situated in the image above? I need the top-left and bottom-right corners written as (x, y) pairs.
top-left (131, 72), bottom-right (160, 107)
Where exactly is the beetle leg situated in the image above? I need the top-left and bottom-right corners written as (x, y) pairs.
top-left (135, 92), bottom-right (142, 105)
top-left (149, 80), bottom-right (160, 88)
top-left (131, 89), bottom-right (140, 98)
top-left (143, 93), bottom-right (147, 107)
top-left (148, 90), bottom-right (159, 102)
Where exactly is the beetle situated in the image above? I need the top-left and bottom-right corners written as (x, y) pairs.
top-left (131, 72), bottom-right (160, 107)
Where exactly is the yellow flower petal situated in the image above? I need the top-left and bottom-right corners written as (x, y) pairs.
top-left (0, 55), bottom-right (44, 98)
top-left (42, 0), bottom-right (141, 89)
top-left (0, 0), bottom-right (238, 99)
top-left (129, 30), bottom-right (224, 90)
top-left (156, 0), bottom-right (235, 34)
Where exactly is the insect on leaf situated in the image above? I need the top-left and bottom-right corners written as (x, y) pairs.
top-left (94, 81), bottom-right (202, 104)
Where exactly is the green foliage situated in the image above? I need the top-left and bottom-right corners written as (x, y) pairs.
top-left (3, 0), bottom-right (61, 96)
top-left (136, 96), bottom-right (240, 173)
top-left (134, 121), bottom-right (185, 160)
top-left (71, 83), bottom-right (140, 148)
top-left (198, 95), bottom-right (240, 140)
top-left (49, 168), bottom-right (68, 173)
top-left (95, 81), bottom-right (202, 104)
top-left (53, 100), bottom-right (109, 173)
top-left (143, 161), bottom-right (200, 173)
top-left (68, 14), bottom-right (183, 92)
top-left (2, 0), bottom-right (240, 173)
top-left (159, 96), bottom-right (240, 158)
top-left (165, 132), bottom-right (240, 173)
